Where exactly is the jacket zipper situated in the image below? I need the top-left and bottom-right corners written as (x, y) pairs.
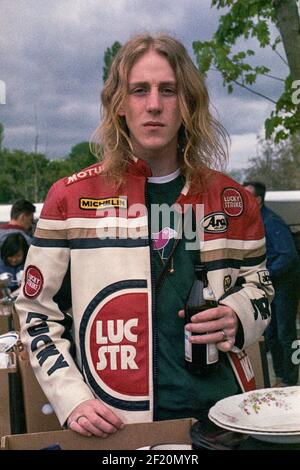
top-left (145, 184), bottom-right (158, 421)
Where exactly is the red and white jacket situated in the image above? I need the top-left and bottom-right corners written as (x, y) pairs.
top-left (16, 160), bottom-right (274, 426)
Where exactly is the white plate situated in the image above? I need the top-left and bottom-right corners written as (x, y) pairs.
top-left (0, 331), bottom-right (19, 352)
top-left (209, 387), bottom-right (300, 433)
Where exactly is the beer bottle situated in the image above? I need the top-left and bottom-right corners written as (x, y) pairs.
top-left (184, 264), bottom-right (219, 375)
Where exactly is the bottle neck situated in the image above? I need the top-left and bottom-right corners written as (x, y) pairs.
top-left (195, 265), bottom-right (208, 287)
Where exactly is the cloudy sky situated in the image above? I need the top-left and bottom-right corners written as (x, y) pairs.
top-left (0, 0), bottom-right (289, 170)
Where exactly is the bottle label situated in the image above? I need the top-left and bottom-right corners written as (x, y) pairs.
top-left (207, 342), bottom-right (218, 364)
top-left (184, 328), bottom-right (192, 362)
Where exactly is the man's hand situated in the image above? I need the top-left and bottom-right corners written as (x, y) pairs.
top-left (178, 305), bottom-right (238, 352)
top-left (67, 399), bottom-right (125, 437)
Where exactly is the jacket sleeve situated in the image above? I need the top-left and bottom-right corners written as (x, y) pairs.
top-left (15, 181), bottom-right (94, 426)
top-left (264, 212), bottom-right (299, 280)
top-left (217, 194), bottom-right (274, 350)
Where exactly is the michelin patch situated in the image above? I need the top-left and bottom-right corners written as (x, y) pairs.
top-left (222, 187), bottom-right (244, 217)
top-left (23, 265), bottom-right (44, 298)
top-left (80, 197), bottom-right (127, 210)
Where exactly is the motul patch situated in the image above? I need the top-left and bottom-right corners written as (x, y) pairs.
top-left (65, 165), bottom-right (103, 186)
top-left (23, 265), bottom-right (44, 298)
top-left (222, 187), bottom-right (244, 217)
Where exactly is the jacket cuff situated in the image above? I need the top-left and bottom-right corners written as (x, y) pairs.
top-left (218, 289), bottom-right (270, 350)
top-left (55, 389), bottom-right (95, 427)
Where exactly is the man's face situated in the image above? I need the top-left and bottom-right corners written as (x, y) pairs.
top-left (19, 212), bottom-right (34, 232)
top-left (7, 249), bottom-right (24, 267)
top-left (119, 50), bottom-right (182, 158)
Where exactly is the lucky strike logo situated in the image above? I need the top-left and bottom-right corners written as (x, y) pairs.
top-left (23, 265), bottom-right (44, 298)
top-left (222, 187), bottom-right (244, 217)
top-left (95, 318), bottom-right (139, 371)
top-left (85, 292), bottom-right (148, 397)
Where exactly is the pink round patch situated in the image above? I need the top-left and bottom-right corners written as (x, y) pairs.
top-left (23, 265), bottom-right (44, 298)
top-left (222, 187), bottom-right (244, 217)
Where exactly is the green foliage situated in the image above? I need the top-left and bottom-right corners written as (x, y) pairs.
top-left (65, 141), bottom-right (96, 173)
top-left (0, 149), bottom-right (49, 203)
top-left (265, 76), bottom-right (300, 142)
top-left (102, 41), bottom-right (122, 83)
top-left (243, 135), bottom-right (300, 190)
top-left (0, 125), bottom-right (97, 203)
top-left (0, 123), bottom-right (3, 151)
top-left (193, 0), bottom-right (300, 142)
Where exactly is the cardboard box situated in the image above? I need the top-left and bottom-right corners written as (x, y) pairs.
top-left (1, 418), bottom-right (194, 450)
top-left (0, 353), bottom-right (23, 438)
top-left (12, 305), bottom-right (20, 332)
top-left (0, 365), bottom-right (12, 438)
top-left (17, 352), bottom-right (61, 433)
top-left (0, 314), bottom-right (13, 335)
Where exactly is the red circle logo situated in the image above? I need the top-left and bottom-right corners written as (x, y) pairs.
top-left (87, 292), bottom-right (148, 397)
top-left (23, 265), bottom-right (44, 298)
top-left (222, 187), bottom-right (244, 217)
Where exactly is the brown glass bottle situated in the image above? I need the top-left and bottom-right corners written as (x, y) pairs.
top-left (184, 264), bottom-right (219, 375)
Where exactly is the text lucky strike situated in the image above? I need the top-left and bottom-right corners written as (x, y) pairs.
top-left (95, 319), bottom-right (139, 371)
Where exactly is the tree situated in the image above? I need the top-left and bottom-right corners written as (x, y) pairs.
top-left (243, 134), bottom-right (300, 189)
top-left (65, 141), bottom-right (96, 173)
top-left (102, 41), bottom-right (122, 83)
top-left (193, 0), bottom-right (300, 142)
top-left (0, 149), bottom-right (49, 203)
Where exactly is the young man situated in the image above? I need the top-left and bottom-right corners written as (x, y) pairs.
top-left (16, 34), bottom-right (273, 438)
top-left (0, 198), bottom-right (36, 248)
top-left (243, 181), bottom-right (299, 387)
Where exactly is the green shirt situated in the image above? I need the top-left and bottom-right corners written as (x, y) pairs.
top-left (147, 175), bottom-right (239, 421)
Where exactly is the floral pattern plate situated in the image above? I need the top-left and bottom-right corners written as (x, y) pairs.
top-left (208, 387), bottom-right (300, 434)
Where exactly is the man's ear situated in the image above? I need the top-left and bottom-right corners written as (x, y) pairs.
top-left (17, 213), bottom-right (25, 225)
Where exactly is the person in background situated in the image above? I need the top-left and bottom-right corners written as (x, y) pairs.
top-left (0, 233), bottom-right (29, 292)
top-left (243, 181), bottom-right (299, 387)
top-left (0, 199), bottom-right (36, 248)
top-left (16, 34), bottom-right (273, 438)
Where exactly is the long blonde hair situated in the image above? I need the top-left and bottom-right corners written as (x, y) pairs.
top-left (91, 33), bottom-right (229, 188)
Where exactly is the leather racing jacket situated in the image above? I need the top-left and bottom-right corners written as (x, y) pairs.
top-left (16, 159), bottom-right (274, 426)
